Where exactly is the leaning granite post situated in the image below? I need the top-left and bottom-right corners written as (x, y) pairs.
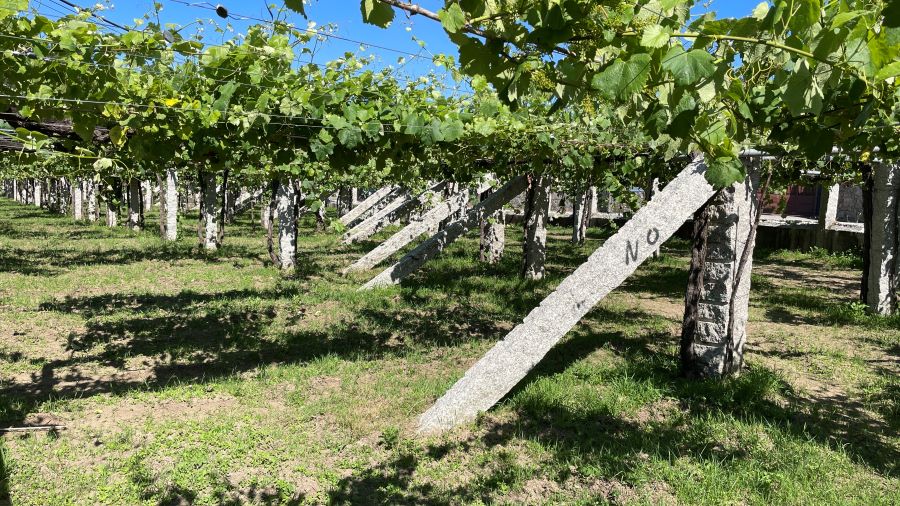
top-left (342, 181), bottom-right (446, 244)
top-left (344, 183), bottom-right (483, 274)
top-left (418, 157), bottom-right (715, 433)
top-left (866, 162), bottom-right (900, 315)
top-left (362, 176), bottom-right (527, 289)
top-left (339, 186), bottom-right (397, 227)
top-left (680, 163), bottom-right (760, 378)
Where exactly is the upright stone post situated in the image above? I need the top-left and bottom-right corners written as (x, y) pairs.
top-left (480, 187), bottom-right (506, 264)
top-left (522, 175), bottom-right (550, 280)
top-left (572, 190), bottom-right (587, 244)
top-left (164, 168), bottom-right (179, 241)
top-left (127, 178), bottom-right (143, 231)
top-left (680, 164), bottom-right (760, 378)
top-left (106, 197), bottom-right (118, 227)
top-left (38, 179), bottom-right (47, 208)
top-left (200, 171), bottom-right (218, 250)
top-left (276, 178), bottom-right (297, 270)
top-left (865, 162), bottom-right (900, 315)
top-left (142, 180), bottom-right (153, 210)
top-left (72, 180), bottom-right (84, 220)
top-left (86, 180), bottom-right (98, 222)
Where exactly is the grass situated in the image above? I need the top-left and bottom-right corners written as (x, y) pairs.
top-left (0, 197), bottom-right (898, 505)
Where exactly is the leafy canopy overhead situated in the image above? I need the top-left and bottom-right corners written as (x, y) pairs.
top-left (337, 0), bottom-right (900, 186)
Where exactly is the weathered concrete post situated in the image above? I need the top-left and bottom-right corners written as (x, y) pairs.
top-left (680, 163), bottom-right (760, 378)
top-left (480, 187), bottom-right (506, 264)
top-left (339, 186), bottom-right (397, 227)
top-left (362, 176), bottom-right (527, 289)
top-left (86, 180), bottom-right (98, 222)
top-left (142, 180), bottom-right (153, 210)
top-left (33, 179), bottom-right (42, 208)
top-left (571, 186), bottom-right (595, 244)
top-left (417, 157), bottom-right (716, 432)
top-left (276, 178), bottom-right (298, 270)
top-left (72, 180), bottom-right (84, 220)
top-left (127, 178), bottom-right (143, 231)
top-left (164, 168), bottom-right (179, 241)
top-left (865, 162), bottom-right (899, 315)
top-left (522, 175), bottom-right (550, 280)
top-left (200, 171), bottom-right (218, 250)
top-left (571, 190), bottom-right (587, 244)
top-left (342, 181), bottom-right (446, 244)
top-left (344, 184), bottom-right (478, 274)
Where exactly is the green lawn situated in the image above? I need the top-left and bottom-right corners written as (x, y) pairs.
top-left (0, 197), bottom-right (897, 505)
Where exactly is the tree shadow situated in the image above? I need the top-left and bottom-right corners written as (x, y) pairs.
top-left (332, 312), bottom-right (897, 504)
top-left (0, 440), bottom-right (9, 506)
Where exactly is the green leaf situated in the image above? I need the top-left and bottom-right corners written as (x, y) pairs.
top-left (438, 3), bottom-right (466, 33)
top-left (93, 157), bottom-right (114, 171)
top-left (831, 10), bottom-right (866, 29)
top-left (751, 1), bottom-right (769, 20)
top-left (283, 0), bottom-right (306, 17)
top-left (875, 60), bottom-right (900, 81)
top-left (360, 0), bottom-right (394, 28)
top-left (590, 53), bottom-right (652, 99)
top-left (661, 47), bottom-right (716, 85)
top-left (640, 24), bottom-right (670, 48)
top-left (0, 0), bottom-right (27, 20)
top-left (783, 59), bottom-right (823, 116)
top-left (705, 157), bottom-right (745, 188)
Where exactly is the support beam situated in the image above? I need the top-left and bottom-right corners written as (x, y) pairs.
top-left (417, 157), bottom-right (715, 433)
top-left (362, 176), bottom-right (527, 289)
top-left (342, 181), bottom-right (446, 244)
top-left (339, 186), bottom-right (397, 227)
top-left (344, 183), bottom-right (484, 274)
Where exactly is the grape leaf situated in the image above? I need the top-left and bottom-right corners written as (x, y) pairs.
top-left (438, 4), bottom-right (466, 33)
top-left (661, 47), bottom-right (716, 85)
top-left (360, 0), bottom-right (394, 28)
top-left (591, 54), bottom-right (652, 99)
top-left (640, 24), bottom-right (670, 48)
top-left (705, 156), bottom-right (745, 189)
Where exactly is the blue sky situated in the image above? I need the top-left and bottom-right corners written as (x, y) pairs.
top-left (34, 0), bottom-right (764, 84)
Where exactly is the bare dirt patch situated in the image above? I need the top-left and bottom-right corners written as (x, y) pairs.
top-left (76, 394), bottom-right (240, 433)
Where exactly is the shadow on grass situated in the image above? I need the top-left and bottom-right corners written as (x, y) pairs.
top-left (330, 318), bottom-right (898, 504)
top-left (0, 441), bottom-right (9, 506)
